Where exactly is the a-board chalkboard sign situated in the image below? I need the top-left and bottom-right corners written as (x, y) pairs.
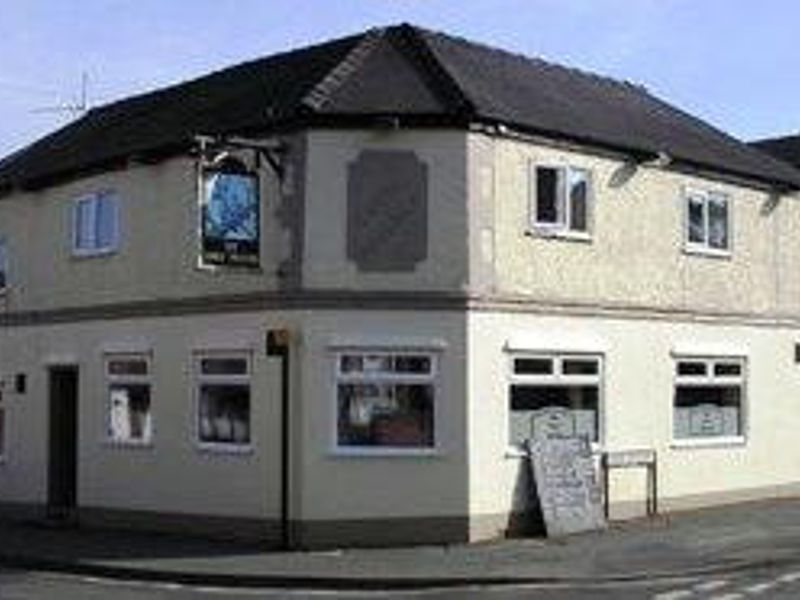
top-left (527, 437), bottom-right (606, 536)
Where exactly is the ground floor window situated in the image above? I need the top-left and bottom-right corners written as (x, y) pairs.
top-left (106, 354), bottom-right (152, 444)
top-left (673, 357), bottom-right (745, 440)
top-left (509, 354), bottom-right (601, 448)
top-left (196, 352), bottom-right (251, 447)
top-left (336, 351), bottom-right (436, 449)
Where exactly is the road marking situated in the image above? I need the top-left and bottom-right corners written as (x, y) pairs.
top-left (743, 581), bottom-right (778, 594)
top-left (707, 595), bottom-right (743, 600)
top-left (694, 579), bottom-right (728, 592)
top-left (653, 590), bottom-right (694, 600)
top-left (779, 571), bottom-right (800, 583)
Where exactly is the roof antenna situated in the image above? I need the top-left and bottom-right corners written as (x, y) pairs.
top-left (32, 71), bottom-right (90, 117)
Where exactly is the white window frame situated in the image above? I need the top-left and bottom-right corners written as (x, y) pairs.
top-left (105, 353), bottom-right (153, 447)
top-left (72, 191), bottom-right (120, 257)
top-left (507, 352), bottom-right (604, 455)
top-left (332, 349), bottom-right (440, 457)
top-left (528, 162), bottom-right (593, 240)
top-left (194, 350), bottom-right (253, 453)
top-left (683, 187), bottom-right (732, 257)
top-left (671, 355), bottom-right (746, 447)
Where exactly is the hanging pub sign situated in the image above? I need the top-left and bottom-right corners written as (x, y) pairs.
top-left (201, 157), bottom-right (260, 267)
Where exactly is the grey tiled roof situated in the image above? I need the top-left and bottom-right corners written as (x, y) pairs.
top-left (2, 24), bottom-right (799, 192)
top-left (751, 135), bottom-right (800, 168)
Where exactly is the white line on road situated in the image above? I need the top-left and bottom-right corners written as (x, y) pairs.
top-left (653, 590), bottom-right (694, 600)
top-left (779, 571), bottom-right (800, 583)
top-left (742, 581), bottom-right (778, 594)
top-left (707, 595), bottom-right (743, 600)
top-left (694, 579), bottom-right (729, 592)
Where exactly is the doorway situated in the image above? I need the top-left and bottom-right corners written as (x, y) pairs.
top-left (47, 366), bottom-right (78, 519)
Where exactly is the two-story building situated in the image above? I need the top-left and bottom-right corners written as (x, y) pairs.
top-left (1, 24), bottom-right (800, 549)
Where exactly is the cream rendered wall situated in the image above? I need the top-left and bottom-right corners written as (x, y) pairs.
top-left (467, 311), bottom-right (800, 533)
top-left (294, 309), bottom-right (469, 522)
top-left (467, 132), bottom-right (800, 317)
top-left (303, 129), bottom-right (468, 291)
top-left (0, 308), bottom-right (469, 524)
top-left (465, 132), bottom-right (800, 536)
top-left (0, 153), bottom-right (288, 314)
top-left (0, 310), bottom-right (284, 519)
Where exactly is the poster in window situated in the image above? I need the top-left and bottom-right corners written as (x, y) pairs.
top-left (201, 165), bottom-right (259, 266)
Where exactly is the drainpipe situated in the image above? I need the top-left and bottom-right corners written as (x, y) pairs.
top-left (266, 329), bottom-right (292, 549)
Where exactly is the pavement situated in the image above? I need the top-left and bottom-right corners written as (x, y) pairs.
top-left (1, 499), bottom-right (800, 590)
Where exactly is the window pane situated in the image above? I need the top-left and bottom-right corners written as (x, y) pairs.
top-left (199, 384), bottom-right (251, 444)
top-left (338, 383), bottom-right (434, 447)
top-left (562, 358), bottom-right (599, 375)
top-left (568, 169), bottom-right (589, 232)
top-left (687, 196), bottom-right (705, 244)
top-left (514, 357), bottom-right (553, 375)
top-left (535, 167), bottom-right (560, 224)
top-left (677, 361), bottom-right (706, 376)
top-left (95, 194), bottom-right (117, 249)
top-left (674, 385), bottom-right (741, 438)
top-left (714, 362), bottom-right (742, 377)
top-left (200, 357), bottom-right (248, 376)
top-left (509, 384), bottom-right (598, 444)
top-left (394, 355), bottom-right (432, 374)
top-left (708, 196), bottom-right (729, 250)
top-left (107, 358), bottom-right (148, 376)
top-left (362, 355), bottom-right (393, 374)
top-left (340, 355), bottom-right (364, 374)
top-left (75, 199), bottom-right (95, 249)
top-left (109, 384), bottom-right (152, 442)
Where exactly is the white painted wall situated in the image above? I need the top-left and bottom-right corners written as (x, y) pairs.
top-left (467, 310), bottom-right (800, 536)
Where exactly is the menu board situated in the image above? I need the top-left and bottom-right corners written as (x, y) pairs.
top-left (528, 437), bottom-right (606, 536)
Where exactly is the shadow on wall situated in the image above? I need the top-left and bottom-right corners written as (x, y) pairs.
top-left (506, 456), bottom-right (545, 537)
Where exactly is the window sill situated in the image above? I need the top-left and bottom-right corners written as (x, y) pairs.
top-left (104, 439), bottom-right (154, 450)
top-left (71, 247), bottom-right (118, 259)
top-left (329, 446), bottom-right (441, 458)
top-left (196, 442), bottom-right (254, 455)
top-left (525, 228), bottom-right (592, 243)
top-left (670, 436), bottom-right (746, 449)
top-left (195, 261), bottom-right (263, 274)
top-left (682, 245), bottom-right (732, 260)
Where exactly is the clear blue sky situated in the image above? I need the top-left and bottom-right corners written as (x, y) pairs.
top-left (0, 1), bottom-right (798, 158)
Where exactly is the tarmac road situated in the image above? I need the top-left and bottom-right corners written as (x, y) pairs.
top-left (3, 564), bottom-right (800, 600)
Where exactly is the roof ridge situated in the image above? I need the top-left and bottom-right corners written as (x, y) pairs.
top-left (386, 23), bottom-right (475, 117)
top-left (301, 28), bottom-right (384, 112)
top-left (407, 23), bottom-right (646, 96)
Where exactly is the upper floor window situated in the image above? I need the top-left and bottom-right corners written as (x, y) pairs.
top-left (0, 238), bottom-right (7, 291)
top-left (529, 164), bottom-right (591, 236)
top-left (72, 191), bottom-right (119, 256)
top-left (685, 189), bottom-right (730, 255)
top-left (200, 157), bottom-right (260, 268)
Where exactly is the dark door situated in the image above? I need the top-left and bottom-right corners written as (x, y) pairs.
top-left (48, 366), bottom-right (78, 519)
